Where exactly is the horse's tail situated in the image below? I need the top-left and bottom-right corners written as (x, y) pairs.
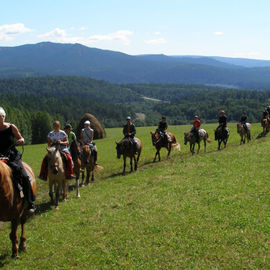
top-left (0, 162), bottom-right (13, 206)
top-left (172, 142), bottom-right (181, 151)
top-left (206, 132), bottom-right (211, 143)
top-left (94, 165), bottom-right (103, 173)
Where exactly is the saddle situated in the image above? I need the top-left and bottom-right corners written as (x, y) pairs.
top-left (0, 157), bottom-right (24, 198)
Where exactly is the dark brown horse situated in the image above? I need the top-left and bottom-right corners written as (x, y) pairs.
top-left (215, 126), bottom-right (230, 150)
top-left (116, 137), bottom-right (142, 175)
top-left (69, 140), bottom-right (82, 197)
top-left (0, 161), bottom-right (36, 258)
top-left (151, 132), bottom-right (180, 162)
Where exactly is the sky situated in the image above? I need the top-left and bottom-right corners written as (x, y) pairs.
top-left (1, 0), bottom-right (270, 59)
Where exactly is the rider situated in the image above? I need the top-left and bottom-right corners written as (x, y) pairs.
top-left (240, 112), bottom-right (248, 131)
top-left (80, 120), bottom-right (98, 165)
top-left (156, 116), bottom-right (169, 145)
top-left (64, 124), bottom-right (76, 145)
top-left (215, 110), bottom-right (227, 140)
top-left (39, 121), bottom-right (75, 180)
top-left (0, 107), bottom-right (35, 213)
top-left (191, 115), bottom-right (201, 142)
top-left (123, 116), bottom-right (137, 154)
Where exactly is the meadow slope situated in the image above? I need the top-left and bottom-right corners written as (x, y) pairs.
top-left (0, 123), bottom-right (269, 269)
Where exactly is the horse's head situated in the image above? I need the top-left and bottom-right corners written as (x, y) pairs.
top-left (150, 131), bottom-right (159, 145)
top-left (46, 146), bottom-right (61, 175)
top-left (115, 141), bottom-right (123, 159)
top-left (184, 132), bottom-right (190, 145)
top-left (82, 145), bottom-right (91, 164)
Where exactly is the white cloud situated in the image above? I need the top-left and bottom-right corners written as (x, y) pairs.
top-left (154, 31), bottom-right (161, 35)
top-left (38, 28), bottom-right (67, 39)
top-left (145, 38), bottom-right (167, 45)
top-left (0, 23), bottom-right (32, 41)
top-left (213, 31), bottom-right (224, 36)
top-left (79, 26), bottom-right (87, 31)
top-left (38, 29), bottom-right (133, 45)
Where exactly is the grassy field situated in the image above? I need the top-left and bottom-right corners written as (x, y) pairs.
top-left (0, 123), bottom-right (269, 269)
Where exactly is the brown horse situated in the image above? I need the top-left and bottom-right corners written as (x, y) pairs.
top-left (116, 137), bottom-right (142, 175)
top-left (184, 128), bottom-right (211, 155)
top-left (80, 145), bottom-right (102, 184)
top-left (261, 118), bottom-right (269, 134)
top-left (0, 161), bottom-right (36, 258)
top-left (69, 140), bottom-right (82, 197)
top-left (47, 145), bottom-right (67, 209)
top-left (150, 131), bottom-right (180, 162)
top-left (237, 123), bottom-right (251, 144)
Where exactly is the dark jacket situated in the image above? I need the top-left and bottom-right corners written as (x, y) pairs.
top-left (240, 115), bottom-right (247, 124)
top-left (123, 123), bottom-right (136, 138)
top-left (218, 115), bottom-right (227, 127)
top-left (158, 121), bottom-right (168, 132)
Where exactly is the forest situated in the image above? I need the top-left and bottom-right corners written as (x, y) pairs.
top-left (0, 77), bottom-right (269, 144)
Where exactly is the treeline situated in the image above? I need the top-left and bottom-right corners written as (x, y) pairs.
top-left (1, 77), bottom-right (270, 144)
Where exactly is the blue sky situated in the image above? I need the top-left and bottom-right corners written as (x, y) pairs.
top-left (1, 0), bottom-right (270, 59)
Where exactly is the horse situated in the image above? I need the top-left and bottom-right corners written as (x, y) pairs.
top-left (261, 118), bottom-right (269, 135)
top-left (215, 126), bottom-right (230, 150)
top-left (237, 123), bottom-right (251, 144)
top-left (150, 131), bottom-right (180, 162)
top-left (69, 139), bottom-right (82, 198)
top-left (0, 160), bottom-right (36, 258)
top-left (46, 145), bottom-right (67, 209)
top-left (184, 129), bottom-right (211, 155)
top-left (116, 137), bottom-right (142, 175)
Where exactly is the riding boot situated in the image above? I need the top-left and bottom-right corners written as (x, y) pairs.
top-left (65, 153), bottom-right (75, 179)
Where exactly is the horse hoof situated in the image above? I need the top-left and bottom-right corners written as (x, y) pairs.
top-left (77, 194), bottom-right (81, 198)
top-left (55, 206), bottom-right (59, 210)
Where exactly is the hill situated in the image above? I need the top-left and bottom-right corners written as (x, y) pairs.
top-left (1, 42), bottom-right (270, 88)
top-left (0, 124), bottom-right (268, 269)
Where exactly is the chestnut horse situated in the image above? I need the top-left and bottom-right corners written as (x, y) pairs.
top-left (237, 123), bottom-right (251, 144)
top-left (116, 137), bottom-right (142, 175)
top-left (150, 132), bottom-right (180, 162)
top-left (80, 145), bottom-right (102, 184)
top-left (0, 161), bottom-right (36, 258)
top-left (261, 118), bottom-right (269, 135)
top-left (47, 145), bottom-right (67, 209)
top-left (69, 140), bottom-right (82, 197)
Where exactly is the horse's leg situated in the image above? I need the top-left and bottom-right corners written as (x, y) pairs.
top-left (81, 170), bottom-right (85, 186)
top-left (153, 151), bottom-right (158, 162)
top-left (218, 140), bottom-right (221, 150)
top-left (55, 184), bottom-right (60, 209)
top-left (62, 179), bottom-right (67, 201)
top-left (86, 169), bottom-right (90, 185)
top-left (130, 156), bottom-right (133, 172)
top-left (49, 180), bottom-right (54, 204)
top-left (158, 150), bottom-right (161, 161)
top-left (123, 156), bottom-right (126, 175)
top-left (134, 155), bottom-right (138, 171)
top-left (10, 219), bottom-right (19, 258)
top-left (76, 176), bottom-right (80, 198)
top-left (167, 144), bottom-right (171, 158)
top-left (91, 168), bottom-right (94, 182)
top-left (204, 139), bottom-right (206, 152)
top-left (19, 212), bottom-right (27, 252)
top-left (197, 142), bottom-right (200, 154)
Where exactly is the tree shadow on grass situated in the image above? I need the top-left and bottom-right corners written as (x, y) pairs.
top-left (0, 253), bottom-right (9, 268)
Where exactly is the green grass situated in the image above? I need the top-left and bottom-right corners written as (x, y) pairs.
top-left (0, 123), bottom-right (269, 269)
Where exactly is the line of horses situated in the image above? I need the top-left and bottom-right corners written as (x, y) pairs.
top-left (0, 122), bottom-right (252, 257)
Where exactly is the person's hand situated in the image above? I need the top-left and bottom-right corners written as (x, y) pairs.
top-left (17, 138), bottom-right (24, 145)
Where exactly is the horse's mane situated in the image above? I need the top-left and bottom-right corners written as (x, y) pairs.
top-left (0, 161), bottom-right (13, 205)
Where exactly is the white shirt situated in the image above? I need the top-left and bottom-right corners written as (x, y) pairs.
top-left (48, 130), bottom-right (69, 153)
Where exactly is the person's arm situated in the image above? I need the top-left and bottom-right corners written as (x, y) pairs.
top-left (131, 125), bottom-right (136, 136)
top-left (11, 124), bottom-right (24, 145)
top-left (90, 130), bottom-right (94, 142)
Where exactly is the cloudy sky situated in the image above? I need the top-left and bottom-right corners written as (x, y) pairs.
top-left (1, 0), bottom-right (270, 59)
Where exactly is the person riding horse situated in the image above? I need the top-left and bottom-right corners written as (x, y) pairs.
top-left (215, 110), bottom-right (228, 140)
top-left (191, 115), bottom-right (201, 142)
top-left (240, 112), bottom-right (248, 132)
top-left (123, 116), bottom-right (137, 154)
top-left (39, 121), bottom-right (75, 180)
top-left (156, 116), bottom-right (169, 145)
top-left (64, 124), bottom-right (76, 146)
top-left (80, 120), bottom-right (98, 165)
top-left (0, 107), bottom-right (35, 213)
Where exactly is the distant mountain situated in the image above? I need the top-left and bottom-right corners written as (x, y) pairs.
top-left (0, 42), bottom-right (270, 89)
